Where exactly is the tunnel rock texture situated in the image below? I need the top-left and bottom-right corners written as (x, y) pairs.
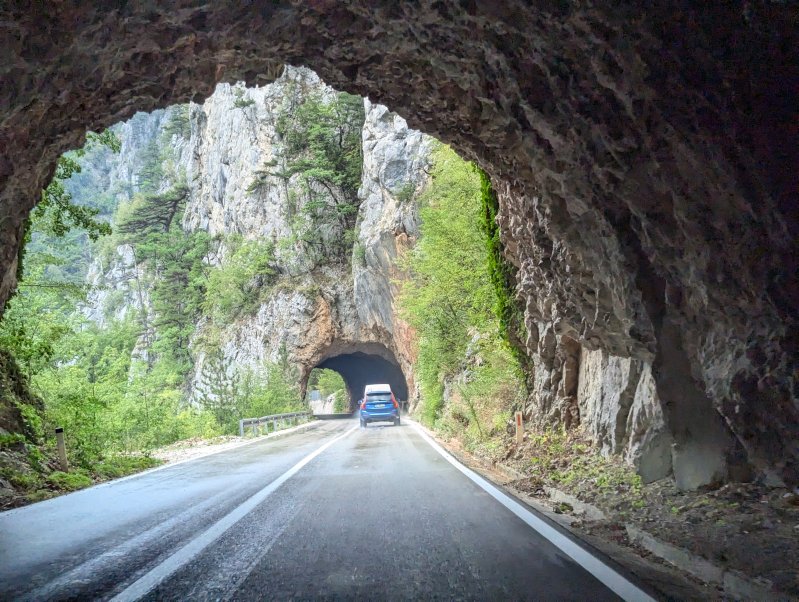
top-left (1, 2), bottom-right (797, 486)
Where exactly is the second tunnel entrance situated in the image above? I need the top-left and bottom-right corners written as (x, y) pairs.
top-left (314, 348), bottom-right (409, 411)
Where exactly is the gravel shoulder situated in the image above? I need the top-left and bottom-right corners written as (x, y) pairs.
top-left (150, 419), bottom-right (321, 465)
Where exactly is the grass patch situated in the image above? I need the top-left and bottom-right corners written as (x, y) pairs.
top-left (0, 433), bottom-right (26, 450)
top-left (522, 428), bottom-right (643, 498)
top-left (92, 455), bottom-right (162, 480)
top-left (26, 489), bottom-right (56, 503)
top-left (2, 449), bottom-right (163, 510)
top-left (2, 468), bottom-right (41, 490)
top-left (47, 470), bottom-right (92, 491)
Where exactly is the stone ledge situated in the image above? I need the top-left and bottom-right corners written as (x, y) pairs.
top-left (531, 480), bottom-right (786, 601)
top-left (543, 486), bottom-right (607, 521)
top-left (624, 525), bottom-right (783, 602)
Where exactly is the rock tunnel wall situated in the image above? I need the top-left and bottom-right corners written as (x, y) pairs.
top-left (0, 2), bottom-right (796, 486)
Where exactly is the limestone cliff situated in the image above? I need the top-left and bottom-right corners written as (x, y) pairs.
top-left (71, 67), bottom-right (431, 411)
top-left (186, 75), bottom-right (432, 403)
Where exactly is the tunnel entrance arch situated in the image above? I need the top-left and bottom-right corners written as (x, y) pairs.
top-left (0, 3), bottom-right (796, 484)
top-left (306, 342), bottom-right (409, 413)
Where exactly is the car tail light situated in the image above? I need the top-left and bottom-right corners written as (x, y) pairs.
top-left (391, 393), bottom-right (398, 409)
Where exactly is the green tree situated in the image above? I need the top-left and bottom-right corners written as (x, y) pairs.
top-left (115, 184), bottom-right (189, 236)
top-left (32, 130), bottom-right (120, 243)
top-left (195, 351), bottom-right (240, 429)
top-left (308, 368), bottom-right (348, 412)
top-left (33, 317), bottom-right (138, 464)
top-left (203, 236), bottom-right (278, 325)
top-left (274, 91), bottom-right (365, 259)
top-left (114, 179), bottom-right (212, 376)
top-left (239, 362), bottom-right (305, 421)
top-left (313, 368), bottom-right (346, 397)
top-left (162, 105), bottom-right (191, 139)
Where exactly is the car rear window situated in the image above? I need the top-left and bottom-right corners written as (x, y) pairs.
top-left (366, 393), bottom-right (392, 402)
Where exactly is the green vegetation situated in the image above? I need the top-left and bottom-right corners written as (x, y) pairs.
top-left (399, 144), bottom-right (524, 440)
top-left (274, 89), bottom-right (365, 261)
top-left (396, 182), bottom-right (416, 205)
top-left (17, 129), bottom-right (121, 286)
top-left (162, 105), bottom-right (191, 139)
top-left (195, 347), bottom-right (304, 426)
top-left (0, 101), bottom-right (309, 504)
top-left (233, 87), bottom-right (256, 109)
top-left (478, 169), bottom-right (530, 372)
top-left (203, 236), bottom-right (278, 325)
top-left (0, 433), bottom-right (26, 449)
top-left (114, 184), bottom-right (213, 378)
top-left (307, 368), bottom-right (348, 412)
top-left (352, 241), bottom-right (367, 267)
top-left (92, 455), bottom-right (161, 479)
top-left (47, 471), bottom-right (93, 491)
top-left (525, 429), bottom-right (643, 497)
top-left (32, 130), bottom-right (120, 243)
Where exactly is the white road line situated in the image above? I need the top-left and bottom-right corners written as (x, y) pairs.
top-left (111, 425), bottom-right (358, 602)
top-left (410, 421), bottom-right (656, 602)
top-left (0, 421), bottom-right (327, 520)
top-left (99, 419), bottom-right (324, 488)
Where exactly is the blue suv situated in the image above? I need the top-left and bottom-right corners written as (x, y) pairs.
top-left (360, 384), bottom-right (400, 427)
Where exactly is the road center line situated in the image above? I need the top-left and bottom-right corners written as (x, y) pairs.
top-left (111, 425), bottom-right (358, 602)
top-left (410, 421), bottom-right (656, 602)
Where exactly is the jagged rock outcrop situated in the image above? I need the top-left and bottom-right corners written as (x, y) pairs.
top-left (82, 245), bottom-right (151, 328)
top-left (351, 99), bottom-right (431, 388)
top-left (0, 3), bottom-right (795, 486)
top-left (181, 70), bottom-right (432, 402)
top-left (182, 70), bottom-right (333, 272)
top-left (578, 350), bottom-right (673, 484)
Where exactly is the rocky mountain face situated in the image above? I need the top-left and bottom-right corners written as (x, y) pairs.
top-left (182, 70), bottom-right (430, 402)
top-left (74, 67), bottom-right (429, 411)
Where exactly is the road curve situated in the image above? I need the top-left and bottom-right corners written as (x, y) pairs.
top-left (0, 418), bottom-right (650, 601)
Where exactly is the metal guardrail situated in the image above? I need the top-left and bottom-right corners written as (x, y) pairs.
top-left (238, 411), bottom-right (312, 437)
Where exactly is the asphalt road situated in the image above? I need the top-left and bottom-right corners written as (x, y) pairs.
top-left (0, 418), bottom-right (651, 601)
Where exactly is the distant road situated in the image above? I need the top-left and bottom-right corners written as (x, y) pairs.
top-left (0, 419), bottom-right (652, 601)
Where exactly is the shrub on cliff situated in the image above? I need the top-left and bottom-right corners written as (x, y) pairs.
top-left (399, 144), bottom-right (523, 429)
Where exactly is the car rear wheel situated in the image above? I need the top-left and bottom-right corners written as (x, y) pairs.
top-left (394, 417), bottom-right (401, 426)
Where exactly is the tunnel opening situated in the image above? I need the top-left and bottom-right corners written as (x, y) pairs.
top-left (317, 352), bottom-right (409, 410)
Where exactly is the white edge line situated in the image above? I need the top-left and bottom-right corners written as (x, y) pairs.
top-left (409, 421), bottom-right (656, 602)
top-left (110, 424), bottom-right (358, 602)
top-left (107, 419), bottom-right (324, 485)
top-left (0, 420), bottom-right (325, 518)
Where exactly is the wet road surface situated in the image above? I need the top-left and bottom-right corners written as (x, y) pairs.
top-left (0, 418), bottom-right (650, 601)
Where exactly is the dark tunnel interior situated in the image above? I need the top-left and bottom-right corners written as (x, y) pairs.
top-left (316, 351), bottom-right (409, 410)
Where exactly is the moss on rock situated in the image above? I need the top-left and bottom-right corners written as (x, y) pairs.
top-left (477, 169), bottom-right (530, 377)
top-left (0, 349), bottom-right (44, 443)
